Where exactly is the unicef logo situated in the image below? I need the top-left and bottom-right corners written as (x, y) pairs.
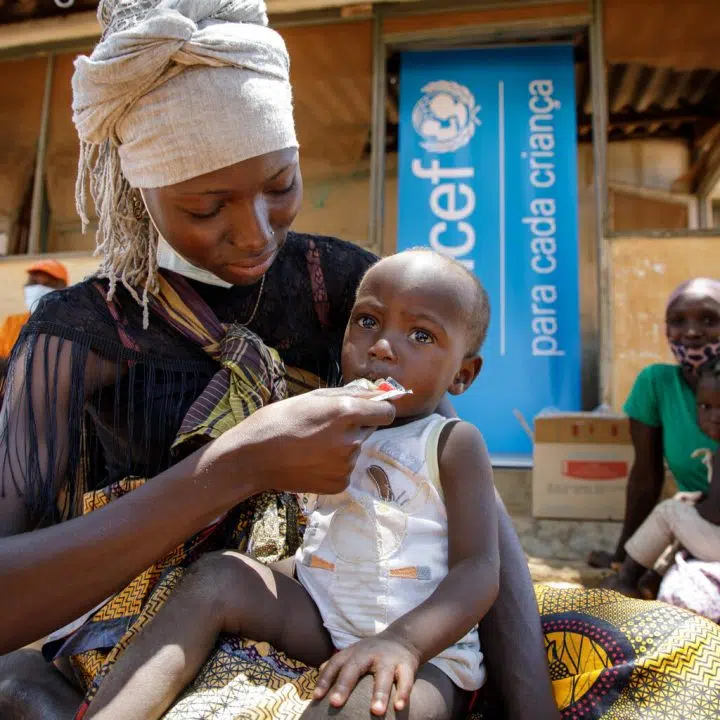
top-left (412, 81), bottom-right (481, 153)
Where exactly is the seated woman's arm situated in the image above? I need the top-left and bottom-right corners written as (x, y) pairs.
top-left (611, 420), bottom-right (665, 560)
top-left (0, 335), bottom-right (395, 652)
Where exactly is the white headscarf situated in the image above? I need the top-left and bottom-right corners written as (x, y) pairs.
top-left (73, 0), bottom-right (297, 187)
top-left (72, 0), bottom-right (298, 316)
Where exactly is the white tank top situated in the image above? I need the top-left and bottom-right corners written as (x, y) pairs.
top-left (295, 414), bottom-right (485, 691)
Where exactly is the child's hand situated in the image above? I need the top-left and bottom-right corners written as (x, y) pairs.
top-left (312, 632), bottom-right (420, 715)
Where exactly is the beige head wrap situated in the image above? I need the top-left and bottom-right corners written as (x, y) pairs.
top-left (72, 0), bottom-right (298, 318)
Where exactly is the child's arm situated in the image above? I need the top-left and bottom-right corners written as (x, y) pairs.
top-left (313, 421), bottom-right (499, 715)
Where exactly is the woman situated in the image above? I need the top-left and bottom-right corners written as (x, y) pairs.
top-left (0, 2), bottom-right (556, 719)
top-left (589, 277), bottom-right (720, 570)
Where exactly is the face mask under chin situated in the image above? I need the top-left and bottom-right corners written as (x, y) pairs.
top-left (139, 189), bottom-right (233, 289)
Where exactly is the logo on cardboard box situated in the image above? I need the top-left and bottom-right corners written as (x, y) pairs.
top-left (562, 460), bottom-right (629, 481)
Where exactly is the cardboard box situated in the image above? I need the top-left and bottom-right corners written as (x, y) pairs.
top-left (532, 413), bottom-right (634, 520)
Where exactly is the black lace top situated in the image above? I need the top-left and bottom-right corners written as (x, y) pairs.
top-left (0, 233), bottom-right (377, 528)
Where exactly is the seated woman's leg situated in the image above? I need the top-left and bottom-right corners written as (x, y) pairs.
top-left (478, 493), bottom-right (560, 720)
top-left (301, 663), bottom-right (468, 720)
top-left (0, 648), bottom-right (82, 720)
top-left (86, 551), bottom-right (333, 720)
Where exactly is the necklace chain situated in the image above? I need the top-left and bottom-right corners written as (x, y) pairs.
top-left (241, 274), bottom-right (265, 327)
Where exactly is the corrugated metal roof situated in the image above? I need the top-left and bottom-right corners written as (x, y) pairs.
top-left (577, 62), bottom-right (720, 142)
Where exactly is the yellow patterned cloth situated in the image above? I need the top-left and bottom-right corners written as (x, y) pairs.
top-left (531, 585), bottom-right (720, 720)
top-left (77, 579), bottom-right (720, 719)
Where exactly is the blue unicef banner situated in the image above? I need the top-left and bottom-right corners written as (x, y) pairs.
top-left (398, 45), bottom-right (581, 460)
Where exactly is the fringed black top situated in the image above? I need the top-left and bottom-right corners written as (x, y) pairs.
top-left (0, 233), bottom-right (376, 530)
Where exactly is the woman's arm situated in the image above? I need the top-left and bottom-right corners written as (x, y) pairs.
top-left (478, 495), bottom-right (560, 719)
top-left (0, 438), bottom-right (252, 652)
top-left (612, 419), bottom-right (665, 559)
top-left (0, 336), bottom-right (395, 653)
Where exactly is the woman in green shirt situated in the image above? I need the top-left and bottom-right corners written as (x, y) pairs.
top-left (589, 277), bottom-right (720, 569)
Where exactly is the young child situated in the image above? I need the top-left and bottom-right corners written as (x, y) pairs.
top-left (604, 357), bottom-right (720, 598)
top-left (85, 250), bottom-right (499, 720)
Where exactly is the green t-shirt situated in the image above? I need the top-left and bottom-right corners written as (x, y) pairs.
top-left (623, 364), bottom-right (718, 493)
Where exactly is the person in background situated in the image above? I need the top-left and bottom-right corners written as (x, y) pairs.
top-left (602, 356), bottom-right (720, 597)
top-left (589, 277), bottom-right (720, 570)
top-left (0, 259), bottom-right (69, 364)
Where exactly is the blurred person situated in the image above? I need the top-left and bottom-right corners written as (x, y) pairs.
top-left (0, 259), bottom-right (69, 363)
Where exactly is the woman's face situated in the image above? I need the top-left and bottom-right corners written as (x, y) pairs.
top-left (666, 290), bottom-right (720, 348)
top-left (142, 148), bottom-right (302, 286)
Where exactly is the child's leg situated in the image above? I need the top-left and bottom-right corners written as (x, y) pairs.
top-left (301, 663), bottom-right (469, 720)
top-left (624, 499), bottom-right (685, 569)
top-left (86, 551), bottom-right (333, 720)
top-left (627, 498), bottom-right (720, 564)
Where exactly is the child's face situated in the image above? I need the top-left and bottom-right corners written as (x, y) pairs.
top-left (341, 254), bottom-right (481, 420)
top-left (697, 377), bottom-right (720, 442)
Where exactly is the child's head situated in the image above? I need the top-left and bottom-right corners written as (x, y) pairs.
top-left (342, 249), bottom-right (489, 419)
top-left (697, 358), bottom-right (720, 442)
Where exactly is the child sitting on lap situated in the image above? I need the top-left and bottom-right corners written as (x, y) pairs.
top-left (604, 357), bottom-right (720, 598)
top-left (85, 249), bottom-right (499, 720)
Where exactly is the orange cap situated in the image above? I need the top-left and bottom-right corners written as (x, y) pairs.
top-left (26, 259), bottom-right (69, 285)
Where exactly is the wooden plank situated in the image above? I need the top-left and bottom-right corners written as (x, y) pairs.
top-left (383, 2), bottom-right (589, 36)
top-left (0, 12), bottom-right (98, 55)
top-left (605, 0), bottom-right (720, 70)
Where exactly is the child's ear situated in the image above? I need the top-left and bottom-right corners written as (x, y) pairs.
top-left (448, 355), bottom-right (482, 396)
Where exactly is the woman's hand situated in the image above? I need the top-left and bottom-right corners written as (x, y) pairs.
top-left (214, 388), bottom-right (396, 497)
top-left (313, 632), bottom-right (420, 716)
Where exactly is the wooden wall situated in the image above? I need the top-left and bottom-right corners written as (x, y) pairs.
top-left (610, 235), bottom-right (720, 409)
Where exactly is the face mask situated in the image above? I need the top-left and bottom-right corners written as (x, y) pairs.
top-left (24, 284), bottom-right (54, 313)
top-left (669, 340), bottom-right (720, 373)
top-left (139, 189), bottom-right (232, 289)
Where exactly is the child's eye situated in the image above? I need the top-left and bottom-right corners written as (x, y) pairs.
top-left (410, 329), bottom-right (434, 344)
top-left (356, 315), bottom-right (377, 329)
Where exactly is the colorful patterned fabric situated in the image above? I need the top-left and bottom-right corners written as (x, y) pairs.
top-left (531, 585), bottom-right (720, 720)
top-left (148, 273), bottom-right (288, 447)
top-left (76, 577), bottom-right (720, 719)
